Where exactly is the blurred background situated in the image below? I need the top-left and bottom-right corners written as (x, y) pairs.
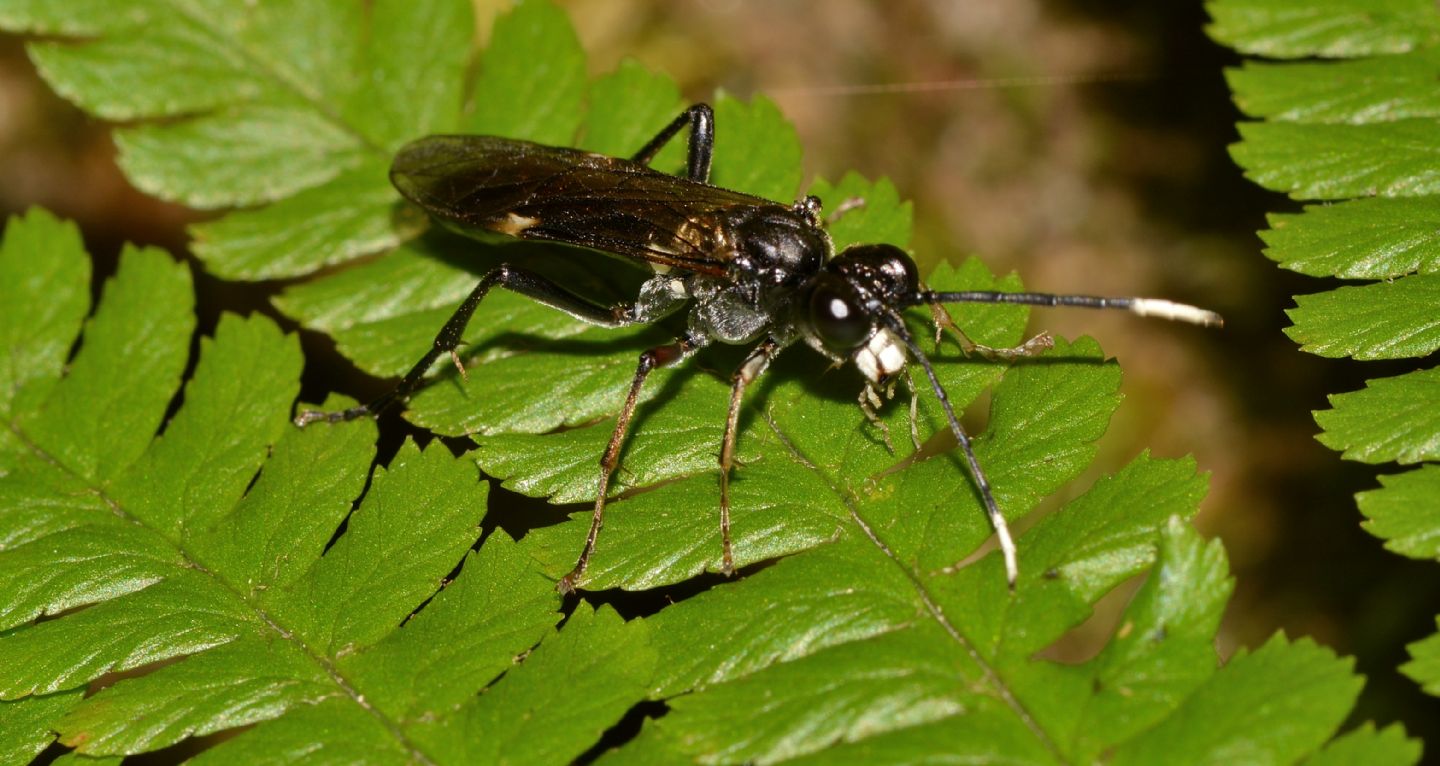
top-left (2, 0), bottom-right (1436, 745)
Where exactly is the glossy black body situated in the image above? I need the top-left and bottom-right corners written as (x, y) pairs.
top-left (301, 103), bottom-right (1217, 591)
top-left (373, 113), bottom-right (946, 591)
top-left (390, 134), bottom-right (886, 356)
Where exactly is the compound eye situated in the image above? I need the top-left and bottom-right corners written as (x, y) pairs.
top-left (810, 284), bottom-right (871, 351)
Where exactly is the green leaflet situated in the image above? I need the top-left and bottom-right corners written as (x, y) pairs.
top-left (1404, 619), bottom-right (1440, 696)
top-left (1358, 465), bottom-right (1440, 559)
top-left (1206, 0), bottom-right (1440, 58)
top-left (810, 172), bottom-right (914, 252)
top-left (710, 93), bottom-right (805, 202)
top-left (0, 209), bottom-right (90, 424)
top-left (1315, 367), bottom-right (1440, 464)
top-left (1227, 48), bottom-right (1440, 124)
top-left (1286, 275), bottom-right (1440, 360)
top-left (0, 211), bottom-right (601, 762)
top-left (1304, 724), bottom-right (1423, 766)
top-left (1110, 635), bottom-right (1361, 765)
top-left (1211, 0), bottom-right (1440, 732)
top-left (580, 59), bottom-right (686, 161)
top-left (1261, 198), bottom-right (1440, 280)
top-left (1232, 119), bottom-right (1440, 200)
top-left (467, 0), bottom-right (586, 143)
top-left (16, 0), bottom-right (471, 278)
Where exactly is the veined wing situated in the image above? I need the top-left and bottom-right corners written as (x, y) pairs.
top-left (391, 135), bottom-right (782, 276)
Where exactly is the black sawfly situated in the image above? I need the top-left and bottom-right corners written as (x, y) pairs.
top-left (296, 104), bottom-right (1221, 593)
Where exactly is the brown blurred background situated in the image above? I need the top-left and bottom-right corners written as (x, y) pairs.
top-left (3, 0), bottom-right (1437, 746)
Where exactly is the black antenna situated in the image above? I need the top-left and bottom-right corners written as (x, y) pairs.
top-left (883, 312), bottom-right (1019, 588)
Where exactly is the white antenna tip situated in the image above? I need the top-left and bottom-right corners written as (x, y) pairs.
top-left (996, 517), bottom-right (1019, 590)
top-left (1128, 298), bottom-right (1223, 327)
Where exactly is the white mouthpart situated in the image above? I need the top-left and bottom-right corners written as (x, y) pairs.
top-left (854, 328), bottom-right (908, 383)
top-left (1128, 298), bottom-right (1224, 327)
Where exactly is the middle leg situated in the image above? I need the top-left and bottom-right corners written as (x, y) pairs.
top-left (558, 335), bottom-right (701, 593)
top-left (718, 337), bottom-right (785, 575)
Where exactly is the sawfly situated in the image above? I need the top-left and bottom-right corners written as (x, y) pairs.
top-left (296, 104), bottom-right (1221, 593)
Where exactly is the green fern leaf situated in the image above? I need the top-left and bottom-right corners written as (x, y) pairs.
top-left (581, 59), bottom-right (686, 161)
top-left (0, 0), bottom-right (1414, 761)
top-left (1210, 0), bottom-right (1440, 712)
top-left (1358, 465), bottom-right (1440, 559)
top-left (1315, 368), bottom-right (1440, 464)
top-left (0, 210), bottom-right (644, 763)
top-left (4, 0), bottom-right (472, 279)
top-left (1262, 198), bottom-right (1440, 279)
top-left (1404, 618), bottom-right (1440, 696)
top-left (1287, 276), bottom-right (1440, 360)
top-left (1206, 0), bottom-right (1440, 58)
top-left (1303, 723), bottom-right (1423, 766)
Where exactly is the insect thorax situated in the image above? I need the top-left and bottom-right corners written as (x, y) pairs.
top-left (685, 205), bottom-right (831, 345)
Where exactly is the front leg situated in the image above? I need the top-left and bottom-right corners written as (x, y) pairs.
top-left (857, 379), bottom-right (896, 454)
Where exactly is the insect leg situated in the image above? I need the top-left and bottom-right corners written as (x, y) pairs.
top-left (858, 382), bottom-right (896, 455)
top-left (901, 368), bottom-right (923, 452)
top-left (559, 336), bottom-right (700, 593)
top-left (718, 337), bottom-right (785, 575)
top-left (886, 317), bottom-right (1019, 588)
top-left (630, 104), bottom-right (714, 183)
top-left (294, 264), bottom-right (643, 426)
top-left (928, 302), bottom-right (1054, 361)
top-left (825, 196), bottom-right (867, 225)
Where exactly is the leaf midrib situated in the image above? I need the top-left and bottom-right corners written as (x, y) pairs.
top-left (9, 415), bottom-right (440, 763)
top-left (756, 402), bottom-right (1065, 761)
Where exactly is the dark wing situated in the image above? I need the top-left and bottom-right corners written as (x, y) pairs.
top-left (391, 135), bottom-right (780, 276)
